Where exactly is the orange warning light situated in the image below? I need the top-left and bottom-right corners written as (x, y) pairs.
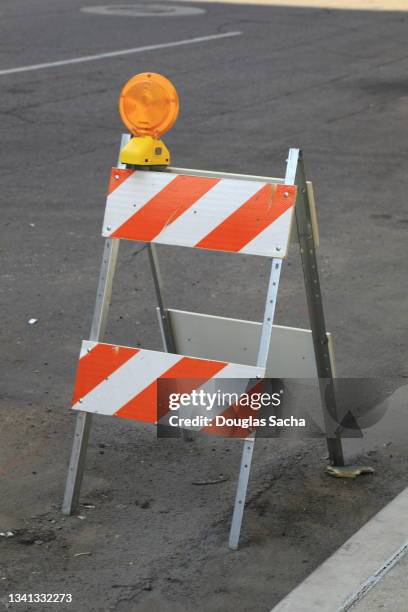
top-left (119, 72), bottom-right (179, 138)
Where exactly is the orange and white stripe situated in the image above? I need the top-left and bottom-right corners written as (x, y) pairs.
top-left (102, 168), bottom-right (297, 258)
top-left (72, 341), bottom-right (263, 425)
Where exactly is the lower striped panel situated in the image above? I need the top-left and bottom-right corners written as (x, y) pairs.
top-left (72, 341), bottom-right (264, 424)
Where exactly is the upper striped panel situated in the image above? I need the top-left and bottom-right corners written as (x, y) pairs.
top-left (102, 168), bottom-right (297, 258)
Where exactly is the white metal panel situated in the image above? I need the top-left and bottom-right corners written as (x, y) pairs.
top-left (163, 309), bottom-right (334, 378)
top-left (240, 208), bottom-right (293, 255)
top-left (155, 179), bottom-right (265, 247)
top-left (170, 169), bottom-right (319, 248)
top-left (103, 171), bottom-right (175, 235)
top-left (74, 342), bottom-right (181, 415)
top-left (73, 340), bottom-right (264, 420)
top-left (103, 170), bottom-right (296, 258)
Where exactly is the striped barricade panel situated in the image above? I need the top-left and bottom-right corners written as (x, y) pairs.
top-left (102, 168), bottom-right (297, 258)
top-left (72, 341), bottom-right (264, 429)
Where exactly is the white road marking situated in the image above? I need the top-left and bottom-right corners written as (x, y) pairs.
top-left (170, 0), bottom-right (408, 10)
top-left (0, 31), bottom-right (241, 78)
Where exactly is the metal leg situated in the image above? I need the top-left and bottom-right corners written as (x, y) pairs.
top-left (148, 243), bottom-right (193, 441)
top-left (291, 149), bottom-right (344, 466)
top-left (62, 412), bottom-right (93, 514)
top-left (62, 238), bottom-right (120, 514)
top-left (148, 244), bottom-right (176, 353)
top-left (228, 434), bottom-right (255, 550)
top-left (89, 238), bottom-right (120, 342)
top-left (229, 259), bottom-right (282, 549)
top-left (63, 134), bottom-right (133, 515)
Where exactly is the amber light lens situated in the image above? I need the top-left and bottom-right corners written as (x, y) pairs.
top-left (119, 72), bottom-right (179, 137)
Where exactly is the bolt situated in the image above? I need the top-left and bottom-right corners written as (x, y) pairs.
top-left (114, 174), bottom-right (120, 180)
top-left (276, 246), bottom-right (281, 252)
top-left (106, 226), bottom-right (111, 231)
top-left (283, 191), bottom-right (289, 198)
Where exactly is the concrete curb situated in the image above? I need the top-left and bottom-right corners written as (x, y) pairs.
top-left (272, 486), bottom-right (408, 611)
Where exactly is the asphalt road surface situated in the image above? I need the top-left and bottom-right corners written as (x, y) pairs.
top-left (1, 1), bottom-right (408, 611)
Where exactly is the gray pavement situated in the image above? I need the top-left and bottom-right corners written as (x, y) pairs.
top-left (1, 1), bottom-right (408, 611)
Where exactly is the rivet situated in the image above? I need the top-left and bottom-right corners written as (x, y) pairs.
top-left (283, 191), bottom-right (289, 198)
top-left (107, 226), bottom-right (111, 231)
top-left (276, 246), bottom-right (281, 252)
top-left (114, 174), bottom-right (120, 180)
